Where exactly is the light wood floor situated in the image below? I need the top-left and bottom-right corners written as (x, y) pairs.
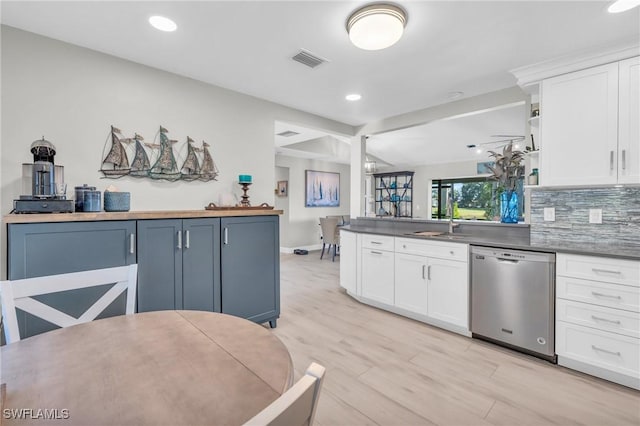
top-left (272, 253), bottom-right (640, 426)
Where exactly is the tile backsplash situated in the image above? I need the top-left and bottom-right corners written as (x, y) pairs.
top-left (530, 186), bottom-right (640, 251)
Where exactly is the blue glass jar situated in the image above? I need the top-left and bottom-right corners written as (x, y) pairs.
top-left (500, 190), bottom-right (519, 223)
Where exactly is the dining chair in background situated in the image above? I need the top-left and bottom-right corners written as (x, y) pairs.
top-left (244, 362), bottom-right (326, 426)
top-left (319, 217), bottom-right (340, 261)
top-left (0, 264), bottom-right (138, 344)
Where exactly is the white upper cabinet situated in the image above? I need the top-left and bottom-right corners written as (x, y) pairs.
top-left (540, 62), bottom-right (619, 186)
top-left (540, 57), bottom-right (640, 186)
top-left (618, 56), bottom-right (640, 184)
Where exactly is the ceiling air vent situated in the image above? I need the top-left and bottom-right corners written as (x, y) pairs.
top-left (291, 49), bottom-right (327, 69)
top-left (276, 130), bottom-right (300, 137)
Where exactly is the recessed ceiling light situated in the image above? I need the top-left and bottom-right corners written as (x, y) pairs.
top-left (607, 0), bottom-right (640, 13)
top-left (149, 15), bottom-right (177, 32)
top-left (346, 3), bottom-right (407, 50)
top-left (346, 94), bottom-right (362, 101)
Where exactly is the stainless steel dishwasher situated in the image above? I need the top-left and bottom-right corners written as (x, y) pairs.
top-left (470, 246), bottom-right (556, 362)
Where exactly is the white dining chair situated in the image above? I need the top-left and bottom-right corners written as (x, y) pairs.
top-left (244, 362), bottom-right (326, 426)
top-left (0, 264), bottom-right (138, 344)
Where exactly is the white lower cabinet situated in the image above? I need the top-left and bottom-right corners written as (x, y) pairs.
top-left (427, 257), bottom-right (469, 329)
top-left (361, 247), bottom-right (395, 305)
top-left (556, 253), bottom-right (640, 389)
top-left (351, 232), bottom-right (469, 335)
top-left (394, 253), bottom-right (428, 315)
top-left (339, 230), bottom-right (358, 295)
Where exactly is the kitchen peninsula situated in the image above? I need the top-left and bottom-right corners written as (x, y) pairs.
top-left (340, 217), bottom-right (640, 390)
top-left (4, 209), bottom-right (282, 339)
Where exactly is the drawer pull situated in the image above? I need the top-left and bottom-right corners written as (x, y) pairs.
top-left (370, 241), bottom-right (383, 245)
top-left (370, 251), bottom-right (383, 255)
top-left (422, 265), bottom-right (426, 279)
top-left (177, 230), bottom-right (182, 250)
top-left (450, 250), bottom-right (454, 255)
top-left (592, 268), bottom-right (622, 275)
top-left (591, 291), bottom-right (622, 300)
top-left (129, 233), bottom-right (135, 254)
top-left (610, 150), bottom-right (614, 171)
top-left (427, 265), bottom-right (431, 280)
top-left (591, 315), bottom-right (621, 325)
top-left (591, 345), bottom-right (621, 356)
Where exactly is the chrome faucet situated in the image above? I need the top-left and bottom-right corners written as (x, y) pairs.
top-left (446, 191), bottom-right (459, 234)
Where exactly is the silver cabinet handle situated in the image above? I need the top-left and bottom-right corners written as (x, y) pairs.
top-left (591, 315), bottom-right (621, 325)
top-left (370, 251), bottom-right (382, 255)
top-left (223, 228), bottom-right (229, 245)
top-left (622, 149), bottom-right (626, 170)
top-left (427, 265), bottom-right (431, 280)
top-left (591, 291), bottom-right (622, 300)
top-left (370, 241), bottom-right (382, 245)
top-left (129, 233), bottom-right (135, 254)
top-left (422, 265), bottom-right (426, 279)
top-left (592, 268), bottom-right (622, 275)
top-left (610, 150), bottom-right (614, 171)
top-left (184, 230), bottom-right (190, 249)
top-left (591, 345), bottom-right (621, 356)
top-left (177, 230), bottom-right (182, 249)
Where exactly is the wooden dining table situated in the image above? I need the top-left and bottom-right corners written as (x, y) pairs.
top-left (0, 311), bottom-right (293, 425)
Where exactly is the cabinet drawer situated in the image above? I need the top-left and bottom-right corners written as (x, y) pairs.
top-left (557, 254), bottom-right (639, 287)
top-left (361, 234), bottom-right (395, 251)
top-left (395, 237), bottom-right (468, 262)
top-left (557, 299), bottom-right (640, 339)
top-left (557, 276), bottom-right (640, 312)
top-left (556, 321), bottom-right (639, 379)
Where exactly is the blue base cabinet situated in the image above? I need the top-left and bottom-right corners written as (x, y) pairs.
top-left (6, 220), bottom-right (137, 339)
top-left (136, 218), bottom-right (221, 313)
top-left (5, 214), bottom-right (280, 340)
top-left (221, 216), bottom-right (280, 327)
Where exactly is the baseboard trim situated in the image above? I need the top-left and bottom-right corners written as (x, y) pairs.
top-left (280, 244), bottom-right (323, 254)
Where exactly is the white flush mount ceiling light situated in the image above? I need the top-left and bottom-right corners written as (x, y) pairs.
top-left (346, 3), bottom-right (408, 50)
top-left (607, 0), bottom-right (640, 13)
top-left (346, 93), bottom-right (362, 101)
top-left (149, 15), bottom-right (177, 32)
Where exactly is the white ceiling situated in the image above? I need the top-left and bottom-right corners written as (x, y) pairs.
top-left (367, 102), bottom-right (527, 167)
top-left (2, 1), bottom-right (638, 128)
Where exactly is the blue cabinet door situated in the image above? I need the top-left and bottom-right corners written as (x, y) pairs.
top-left (7, 221), bottom-right (136, 338)
top-left (182, 218), bottom-right (221, 312)
top-left (136, 219), bottom-right (182, 312)
top-left (220, 215), bottom-right (279, 326)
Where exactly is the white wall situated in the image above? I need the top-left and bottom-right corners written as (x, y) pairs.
top-left (275, 155), bottom-right (350, 250)
top-left (0, 26), bottom-right (354, 278)
top-left (274, 166), bottom-right (289, 248)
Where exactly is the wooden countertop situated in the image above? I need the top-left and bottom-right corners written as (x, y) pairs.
top-left (3, 208), bottom-right (283, 224)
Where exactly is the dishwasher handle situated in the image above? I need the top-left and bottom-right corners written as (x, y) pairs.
top-left (497, 258), bottom-right (519, 264)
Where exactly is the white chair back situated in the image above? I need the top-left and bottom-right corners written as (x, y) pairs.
top-left (244, 362), bottom-right (326, 426)
top-left (0, 265), bottom-right (138, 344)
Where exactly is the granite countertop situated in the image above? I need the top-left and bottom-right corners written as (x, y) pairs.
top-left (3, 209), bottom-right (283, 224)
top-left (341, 225), bottom-right (639, 261)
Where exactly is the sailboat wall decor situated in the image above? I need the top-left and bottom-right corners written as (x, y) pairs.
top-left (100, 126), bottom-right (131, 177)
top-left (100, 125), bottom-right (220, 182)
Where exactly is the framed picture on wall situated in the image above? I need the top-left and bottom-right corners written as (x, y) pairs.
top-left (305, 170), bottom-right (340, 207)
top-left (277, 180), bottom-right (288, 197)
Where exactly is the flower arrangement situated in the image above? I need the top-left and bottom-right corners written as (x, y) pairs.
top-left (487, 142), bottom-right (525, 192)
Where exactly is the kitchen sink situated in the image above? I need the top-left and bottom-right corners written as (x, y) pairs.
top-left (407, 231), bottom-right (471, 240)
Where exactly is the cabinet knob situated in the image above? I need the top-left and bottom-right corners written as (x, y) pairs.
top-left (403, 244), bottom-right (407, 249)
